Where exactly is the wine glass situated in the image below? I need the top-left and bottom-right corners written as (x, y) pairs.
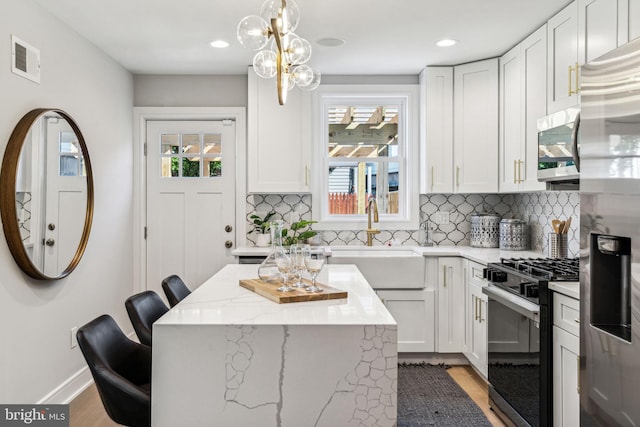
top-left (289, 243), bottom-right (310, 288)
top-left (304, 250), bottom-right (325, 293)
top-left (274, 251), bottom-right (294, 292)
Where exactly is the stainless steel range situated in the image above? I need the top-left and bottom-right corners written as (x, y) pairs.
top-left (483, 258), bottom-right (579, 427)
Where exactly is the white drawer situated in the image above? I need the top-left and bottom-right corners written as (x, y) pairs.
top-left (553, 292), bottom-right (580, 337)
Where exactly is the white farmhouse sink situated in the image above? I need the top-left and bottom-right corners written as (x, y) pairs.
top-left (328, 247), bottom-right (425, 289)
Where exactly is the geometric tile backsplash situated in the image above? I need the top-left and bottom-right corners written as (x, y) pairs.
top-left (246, 191), bottom-right (580, 257)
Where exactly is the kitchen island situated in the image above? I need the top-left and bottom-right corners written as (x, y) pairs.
top-left (151, 264), bottom-right (398, 427)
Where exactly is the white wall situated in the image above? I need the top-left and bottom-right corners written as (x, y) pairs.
top-left (0, 0), bottom-right (134, 403)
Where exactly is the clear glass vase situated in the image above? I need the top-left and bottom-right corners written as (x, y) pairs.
top-left (258, 220), bottom-right (287, 282)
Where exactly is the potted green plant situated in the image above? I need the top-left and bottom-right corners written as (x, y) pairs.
top-left (249, 211), bottom-right (275, 247)
top-left (282, 219), bottom-right (318, 247)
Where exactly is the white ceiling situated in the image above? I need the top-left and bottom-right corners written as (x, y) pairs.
top-left (33, 0), bottom-right (573, 75)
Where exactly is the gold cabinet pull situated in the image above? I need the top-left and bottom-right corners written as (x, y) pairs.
top-left (518, 160), bottom-right (523, 183)
top-left (456, 166), bottom-right (460, 189)
top-left (479, 298), bottom-right (483, 322)
top-left (513, 160), bottom-right (518, 184)
top-left (577, 355), bottom-right (581, 394)
top-left (431, 166), bottom-right (435, 192)
top-left (474, 296), bottom-right (480, 321)
top-left (443, 265), bottom-right (447, 287)
top-left (575, 62), bottom-right (580, 93)
top-left (568, 65), bottom-right (573, 96)
top-left (304, 165), bottom-right (309, 186)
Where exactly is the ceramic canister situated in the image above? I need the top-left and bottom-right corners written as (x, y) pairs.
top-left (499, 219), bottom-right (529, 250)
top-left (470, 213), bottom-right (501, 248)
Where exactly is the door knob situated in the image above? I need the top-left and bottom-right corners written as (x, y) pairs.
top-left (225, 225), bottom-right (233, 232)
top-left (225, 240), bottom-right (233, 249)
top-left (45, 238), bottom-right (55, 247)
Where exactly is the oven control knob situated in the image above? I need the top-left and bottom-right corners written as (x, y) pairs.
top-left (488, 270), bottom-right (507, 282)
top-left (522, 283), bottom-right (539, 298)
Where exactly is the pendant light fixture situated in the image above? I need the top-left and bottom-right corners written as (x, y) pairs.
top-left (237, 0), bottom-right (321, 105)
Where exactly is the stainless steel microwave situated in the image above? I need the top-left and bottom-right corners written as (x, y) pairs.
top-left (537, 107), bottom-right (580, 184)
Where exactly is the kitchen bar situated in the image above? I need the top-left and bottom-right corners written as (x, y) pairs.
top-left (151, 264), bottom-right (398, 427)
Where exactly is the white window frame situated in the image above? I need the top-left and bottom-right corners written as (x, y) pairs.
top-left (311, 84), bottom-right (419, 230)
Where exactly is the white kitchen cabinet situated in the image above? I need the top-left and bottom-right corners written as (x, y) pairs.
top-left (630, 0), bottom-right (640, 41)
top-left (247, 69), bottom-right (311, 193)
top-left (420, 67), bottom-right (454, 194)
top-left (463, 261), bottom-right (488, 378)
top-left (436, 257), bottom-right (465, 352)
top-left (547, 1), bottom-right (580, 113)
top-left (377, 289), bottom-right (435, 353)
top-left (453, 59), bottom-right (499, 193)
top-left (553, 293), bottom-right (580, 427)
top-left (578, 0), bottom-right (627, 65)
top-left (499, 25), bottom-right (547, 193)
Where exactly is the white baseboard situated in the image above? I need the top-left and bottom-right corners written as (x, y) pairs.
top-left (38, 367), bottom-right (93, 405)
top-left (38, 331), bottom-right (139, 404)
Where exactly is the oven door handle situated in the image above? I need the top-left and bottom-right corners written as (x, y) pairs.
top-left (482, 285), bottom-right (540, 322)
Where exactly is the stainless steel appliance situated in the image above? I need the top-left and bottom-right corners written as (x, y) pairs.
top-left (580, 37), bottom-right (640, 427)
top-left (537, 107), bottom-right (580, 186)
top-left (483, 258), bottom-right (579, 426)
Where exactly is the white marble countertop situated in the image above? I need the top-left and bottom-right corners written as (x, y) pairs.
top-left (549, 282), bottom-right (580, 300)
top-left (232, 245), bottom-right (545, 266)
top-left (155, 264), bottom-right (396, 326)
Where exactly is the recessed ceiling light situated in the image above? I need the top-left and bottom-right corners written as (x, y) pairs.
top-left (210, 40), bottom-right (229, 48)
top-left (436, 39), bottom-right (457, 47)
top-left (316, 38), bottom-right (345, 47)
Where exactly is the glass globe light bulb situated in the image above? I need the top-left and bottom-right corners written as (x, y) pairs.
top-left (298, 68), bottom-right (321, 91)
top-left (289, 37), bottom-right (312, 65)
top-left (253, 50), bottom-right (278, 78)
top-left (237, 15), bottom-right (270, 50)
top-left (261, 0), bottom-right (300, 33)
top-left (292, 64), bottom-right (314, 87)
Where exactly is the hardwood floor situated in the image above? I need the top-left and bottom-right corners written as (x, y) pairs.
top-left (70, 365), bottom-right (505, 427)
top-left (447, 365), bottom-right (507, 427)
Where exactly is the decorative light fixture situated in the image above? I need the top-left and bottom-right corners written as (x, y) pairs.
top-left (237, 0), bottom-right (321, 105)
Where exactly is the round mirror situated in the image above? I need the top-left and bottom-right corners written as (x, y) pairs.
top-left (0, 109), bottom-right (93, 280)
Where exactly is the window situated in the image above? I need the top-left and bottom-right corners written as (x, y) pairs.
top-left (312, 85), bottom-right (419, 230)
top-left (160, 133), bottom-right (222, 178)
top-left (58, 131), bottom-right (85, 177)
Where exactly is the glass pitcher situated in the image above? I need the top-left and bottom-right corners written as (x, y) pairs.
top-left (258, 219), bottom-right (287, 282)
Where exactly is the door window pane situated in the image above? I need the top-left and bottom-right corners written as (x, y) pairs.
top-left (58, 131), bottom-right (85, 176)
top-left (160, 132), bottom-right (222, 178)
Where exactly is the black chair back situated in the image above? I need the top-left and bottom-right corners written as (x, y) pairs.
top-left (161, 274), bottom-right (191, 307)
top-left (125, 291), bottom-right (169, 346)
top-left (76, 315), bottom-right (151, 427)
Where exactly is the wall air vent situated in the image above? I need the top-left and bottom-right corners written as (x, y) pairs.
top-left (11, 35), bottom-right (40, 84)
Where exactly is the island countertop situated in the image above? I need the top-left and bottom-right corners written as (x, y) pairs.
top-left (155, 263), bottom-right (396, 326)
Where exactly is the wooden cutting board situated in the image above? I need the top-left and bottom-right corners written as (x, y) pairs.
top-left (239, 278), bottom-right (348, 304)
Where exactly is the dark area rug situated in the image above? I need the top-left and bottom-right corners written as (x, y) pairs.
top-left (397, 363), bottom-right (492, 427)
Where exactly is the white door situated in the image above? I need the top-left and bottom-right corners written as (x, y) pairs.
top-left (43, 117), bottom-right (87, 277)
top-left (146, 120), bottom-right (236, 296)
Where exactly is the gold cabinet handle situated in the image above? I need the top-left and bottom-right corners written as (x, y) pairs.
top-left (577, 355), bottom-right (581, 394)
top-left (474, 296), bottom-right (480, 321)
top-left (304, 165), bottom-right (309, 186)
top-left (431, 166), bottom-right (435, 192)
top-left (568, 65), bottom-right (574, 96)
top-left (443, 265), bottom-right (447, 287)
top-left (518, 160), bottom-right (523, 183)
top-left (513, 160), bottom-right (518, 184)
top-left (479, 298), bottom-right (484, 322)
top-left (456, 166), bottom-right (460, 189)
top-left (575, 62), bottom-right (580, 93)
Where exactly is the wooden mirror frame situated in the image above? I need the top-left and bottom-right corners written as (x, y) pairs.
top-left (0, 109), bottom-right (94, 280)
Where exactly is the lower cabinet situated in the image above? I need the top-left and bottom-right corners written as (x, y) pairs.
top-left (377, 289), bottom-right (435, 352)
top-left (463, 261), bottom-right (488, 377)
top-left (436, 257), bottom-right (465, 352)
top-left (553, 293), bottom-right (580, 427)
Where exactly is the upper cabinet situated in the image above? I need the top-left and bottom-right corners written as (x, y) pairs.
top-left (420, 67), bottom-right (454, 193)
top-left (453, 59), bottom-right (499, 193)
top-left (578, 0), bottom-right (628, 65)
top-left (247, 69), bottom-right (311, 193)
top-left (547, 1), bottom-right (580, 113)
top-left (499, 25), bottom-right (547, 192)
top-left (630, 0), bottom-right (640, 40)
top-left (420, 60), bottom-right (498, 194)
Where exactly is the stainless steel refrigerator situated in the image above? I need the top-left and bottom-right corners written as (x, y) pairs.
top-left (580, 37), bottom-right (640, 426)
